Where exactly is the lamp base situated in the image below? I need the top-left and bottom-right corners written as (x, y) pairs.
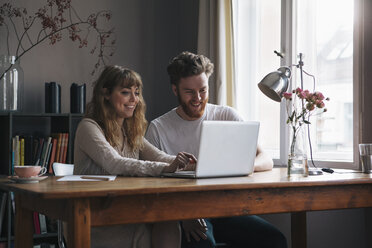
top-left (308, 168), bottom-right (323, 176)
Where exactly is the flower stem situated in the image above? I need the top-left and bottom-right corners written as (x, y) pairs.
top-left (290, 125), bottom-right (297, 157)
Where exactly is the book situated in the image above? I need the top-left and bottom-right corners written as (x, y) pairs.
top-left (39, 138), bottom-right (48, 166)
top-left (58, 133), bottom-right (65, 163)
top-left (48, 138), bottom-right (58, 173)
top-left (44, 142), bottom-right (53, 171)
top-left (23, 135), bottom-right (34, 165)
top-left (61, 133), bottom-right (69, 163)
top-left (32, 137), bottom-right (40, 164)
top-left (20, 138), bottom-right (24, 165)
top-left (13, 135), bottom-right (20, 166)
top-left (35, 138), bottom-right (45, 166)
top-left (12, 137), bottom-right (16, 170)
top-left (41, 137), bottom-right (52, 168)
top-left (39, 213), bottom-right (47, 234)
top-left (33, 212), bottom-right (40, 234)
top-left (54, 133), bottom-right (63, 163)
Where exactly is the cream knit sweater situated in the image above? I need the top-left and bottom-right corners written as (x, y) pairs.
top-left (74, 118), bottom-right (175, 176)
top-left (73, 118), bottom-right (175, 248)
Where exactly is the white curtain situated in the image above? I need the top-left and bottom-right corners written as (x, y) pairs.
top-left (197, 0), bottom-right (236, 107)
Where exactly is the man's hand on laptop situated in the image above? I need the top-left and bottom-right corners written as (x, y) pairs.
top-left (163, 152), bottom-right (197, 173)
top-left (181, 219), bottom-right (208, 242)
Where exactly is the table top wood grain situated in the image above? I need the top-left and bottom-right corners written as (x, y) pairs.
top-left (1, 168), bottom-right (371, 199)
top-left (3, 168), bottom-right (372, 248)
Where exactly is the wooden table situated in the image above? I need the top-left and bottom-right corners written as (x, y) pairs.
top-left (1, 168), bottom-right (372, 248)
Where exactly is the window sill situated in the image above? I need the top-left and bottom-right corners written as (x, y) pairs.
top-left (273, 159), bottom-right (359, 170)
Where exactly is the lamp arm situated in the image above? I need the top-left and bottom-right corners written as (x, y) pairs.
top-left (298, 53), bottom-right (306, 117)
top-left (303, 69), bottom-right (316, 92)
top-left (298, 53), bottom-right (305, 90)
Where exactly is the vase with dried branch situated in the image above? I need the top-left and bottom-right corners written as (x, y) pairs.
top-left (0, 0), bottom-right (115, 111)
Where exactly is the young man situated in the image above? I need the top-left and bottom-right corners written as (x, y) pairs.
top-left (145, 51), bottom-right (287, 248)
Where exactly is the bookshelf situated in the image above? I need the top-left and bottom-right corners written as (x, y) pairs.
top-left (0, 112), bottom-right (83, 247)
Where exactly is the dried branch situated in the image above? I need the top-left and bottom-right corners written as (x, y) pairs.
top-left (0, 0), bottom-right (116, 80)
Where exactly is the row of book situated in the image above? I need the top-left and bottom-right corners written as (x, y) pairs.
top-left (12, 133), bottom-right (69, 174)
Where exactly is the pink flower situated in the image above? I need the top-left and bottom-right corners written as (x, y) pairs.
top-left (314, 91), bottom-right (325, 100)
top-left (306, 103), bottom-right (315, 111)
top-left (283, 92), bottom-right (292, 100)
top-left (297, 91), bottom-right (307, 99)
top-left (295, 87), bottom-right (303, 94)
top-left (316, 100), bottom-right (325, 108)
top-left (303, 90), bottom-right (310, 98)
top-left (284, 88), bottom-right (329, 128)
top-left (310, 94), bottom-right (318, 102)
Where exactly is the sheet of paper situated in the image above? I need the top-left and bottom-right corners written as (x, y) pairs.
top-left (57, 175), bottom-right (116, 181)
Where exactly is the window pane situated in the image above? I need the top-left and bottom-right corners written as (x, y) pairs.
top-left (296, 0), bottom-right (353, 161)
top-left (233, 0), bottom-right (281, 159)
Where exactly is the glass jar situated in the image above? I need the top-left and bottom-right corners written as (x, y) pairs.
top-left (288, 123), bottom-right (309, 177)
top-left (0, 55), bottom-right (24, 112)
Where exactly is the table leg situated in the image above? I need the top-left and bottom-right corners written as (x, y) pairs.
top-left (14, 194), bottom-right (33, 248)
top-left (67, 198), bottom-right (91, 248)
top-left (291, 212), bottom-right (307, 248)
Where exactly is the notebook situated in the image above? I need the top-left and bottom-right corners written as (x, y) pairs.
top-left (161, 120), bottom-right (260, 178)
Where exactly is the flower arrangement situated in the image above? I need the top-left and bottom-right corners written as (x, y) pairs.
top-left (0, 0), bottom-right (116, 80)
top-left (283, 87), bottom-right (329, 175)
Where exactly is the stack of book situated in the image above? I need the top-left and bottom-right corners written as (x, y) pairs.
top-left (12, 133), bottom-right (69, 174)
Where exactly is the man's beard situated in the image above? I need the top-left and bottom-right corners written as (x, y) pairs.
top-left (177, 91), bottom-right (208, 119)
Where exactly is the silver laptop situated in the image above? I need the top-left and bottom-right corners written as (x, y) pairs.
top-left (161, 121), bottom-right (260, 178)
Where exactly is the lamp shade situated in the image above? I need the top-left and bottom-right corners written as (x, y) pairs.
top-left (258, 67), bottom-right (291, 102)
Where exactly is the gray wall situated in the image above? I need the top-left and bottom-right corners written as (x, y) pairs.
top-left (1, 1), bottom-right (370, 248)
top-left (0, 0), bottom-right (198, 121)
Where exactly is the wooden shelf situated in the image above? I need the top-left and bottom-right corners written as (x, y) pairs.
top-left (0, 112), bottom-right (83, 248)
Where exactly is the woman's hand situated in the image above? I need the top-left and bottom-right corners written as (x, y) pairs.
top-left (162, 152), bottom-right (197, 173)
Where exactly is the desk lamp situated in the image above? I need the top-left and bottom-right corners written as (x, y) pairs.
top-left (258, 52), bottom-right (323, 176)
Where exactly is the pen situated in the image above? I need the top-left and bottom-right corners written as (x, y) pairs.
top-left (81, 176), bottom-right (110, 181)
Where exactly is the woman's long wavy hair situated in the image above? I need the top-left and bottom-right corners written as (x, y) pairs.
top-left (86, 65), bottom-right (147, 152)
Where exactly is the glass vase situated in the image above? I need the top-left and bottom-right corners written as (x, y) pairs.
top-left (288, 124), bottom-right (309, 177)
top-left (0, 55), bottom-right (24, 112)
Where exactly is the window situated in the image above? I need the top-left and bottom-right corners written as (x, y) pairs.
top-left (233, 0), bottom-right (281, 159)
top-left (232, 0), bottom-right (355, 167)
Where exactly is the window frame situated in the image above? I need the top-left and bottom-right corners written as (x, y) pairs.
top-left (273, 0), bottom-right (360, 169)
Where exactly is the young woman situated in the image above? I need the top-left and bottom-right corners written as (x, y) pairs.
top-left (74, 65), bottom-right (195, 248)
